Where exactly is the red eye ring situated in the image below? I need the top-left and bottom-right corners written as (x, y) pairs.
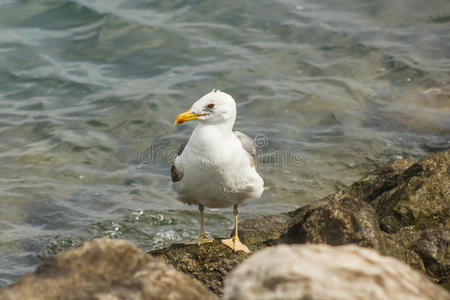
top-left (207, 103), bottom-right (215, 109)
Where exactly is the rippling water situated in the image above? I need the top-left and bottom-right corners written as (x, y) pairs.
top-left (1, 0), bottom-right (449, 286)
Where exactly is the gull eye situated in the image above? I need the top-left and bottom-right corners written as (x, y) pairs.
top-left (206, 103), bottom-right (215, 110)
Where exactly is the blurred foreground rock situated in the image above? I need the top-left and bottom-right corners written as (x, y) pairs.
top-left (0, 239), bottom-right (218, 300)
top-left (224, 244), bottom-right (450, 300)
top-left (152, 149), bottom-right (449, 294)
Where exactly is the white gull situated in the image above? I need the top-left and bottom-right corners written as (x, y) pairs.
top-left (172, 89), bottom-right (264, 253)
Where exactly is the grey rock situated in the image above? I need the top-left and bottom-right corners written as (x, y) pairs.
top-left (224, 244), bottom-right (450, 300)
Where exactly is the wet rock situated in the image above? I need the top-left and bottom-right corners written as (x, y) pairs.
top-left (150, 213), bottom-right (291, 296)
top-left (347, 149), bottom-right (450, 283)
top-left (394, 228), bottom-right (450, 285)
top-left (347, 157), bottom-right (415, 205)
top-left (224, 244), bottom-right (450, 300)
top-left (349, 150), bottom-right (449, 233)
top-left (150, 240), bottom-right (247, 296)
top-left (280, 194), bottom-right (425, 272)
top-left (280, 149), bottom-right (449, 284)
top-left (0, 239), bottom-right (218, 300)
top-left (282, 194), bottom-right (385, 246)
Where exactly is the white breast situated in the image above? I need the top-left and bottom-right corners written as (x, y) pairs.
top-left (172, 125), bottom-right (264, 208)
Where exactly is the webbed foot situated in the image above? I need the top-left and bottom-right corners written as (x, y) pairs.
top-left (221, 236), bottom-right (251, 253)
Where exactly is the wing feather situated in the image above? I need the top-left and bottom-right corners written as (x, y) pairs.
top-left (171, 139), bottom-right (188, 182)
top-left (234, 131), bottom-right (258, 169)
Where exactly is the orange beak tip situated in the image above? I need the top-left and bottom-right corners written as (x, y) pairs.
top-left (174, 109), bottom-right (199, 125)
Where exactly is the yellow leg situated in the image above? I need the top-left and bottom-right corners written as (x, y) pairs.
top-left (221, 205), bottom-right (251, 253)
top-left (196, 204), bottom-right (213, 245)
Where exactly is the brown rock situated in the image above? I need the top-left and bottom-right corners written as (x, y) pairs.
top-left (347, 151), bottom-right (449, 233)
top-left (150, 213), bottom-right (291, 296)
top-left (280, 194), bottom-right (425, 272)
top-left (279, 149), bottom-right (449, 285)
top-left (394, 228), bottom-right (450, 284)
top-left (346, 149), bottom-right (450, 283)
top-left (356, 150), bottom-right (449, 233)
top-left (348, 157), bottom-right (415, 204)
top-left (0, 239), bottom-right (218, 300)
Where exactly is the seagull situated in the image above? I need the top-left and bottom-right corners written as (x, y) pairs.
top-left (171, 89), bottom-right (264, 253)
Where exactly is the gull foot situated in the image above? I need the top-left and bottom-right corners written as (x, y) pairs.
top-left (185, 234), bottom-right (214, 246)
top-left (196, 235), bottom-right (214, 245)
top-left (221, 237), bottom-right (251, 254)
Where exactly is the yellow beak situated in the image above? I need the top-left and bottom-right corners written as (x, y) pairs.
top-left (174, 109), bottom-right (207, 125)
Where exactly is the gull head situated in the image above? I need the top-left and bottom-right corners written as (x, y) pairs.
top-left (174, 89), bottom-right (237, 126)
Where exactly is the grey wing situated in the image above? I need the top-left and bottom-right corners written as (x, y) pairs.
top-left (234, 131), bottom-right (258, 169)
top-left (171, 139), bottom-right (188, 182)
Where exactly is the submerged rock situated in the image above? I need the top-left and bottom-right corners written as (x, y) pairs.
top-left (0, 239), bottom-right (218, 300)
top-left (224, 244), bottom-right (450, 300)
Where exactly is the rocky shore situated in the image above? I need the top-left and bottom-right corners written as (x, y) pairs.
top-left (1, 149), bottom-right (448, 299)
top-left (152, 149), bottom-right (449, 295)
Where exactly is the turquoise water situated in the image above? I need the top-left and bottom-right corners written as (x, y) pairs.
top-left (0, 0), bottom-right (449, 286)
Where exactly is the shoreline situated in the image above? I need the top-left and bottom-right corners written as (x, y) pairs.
top-left (1, 149), bottom-right (449, 299)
